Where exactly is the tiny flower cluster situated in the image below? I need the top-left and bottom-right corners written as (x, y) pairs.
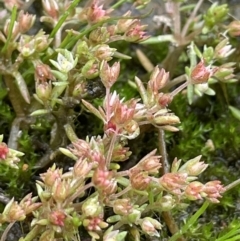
top-left (0, 135), bottom-right (24, 169)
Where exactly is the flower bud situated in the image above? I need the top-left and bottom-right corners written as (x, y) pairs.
top-left (113, 199), bottom-right (133, 216)
top-left (73, 158), bottom-right (91, 177)
top-left (76, 41), bottom-right (90, 62)
top-left (129, 169), bottom-right (151, 190)
top-left (204, 139), bottom-right (215, 152)
top-left (125, 20), bottom-right (149, 42)
top-left (100, 61), bottom-right (120, 88)
top-left (0, 142), bottom-right (9, 159)
top-left (214, 39), bottom-right (235, 59)
top-left (190, 60), bottom-right (217, 84)
top-left (40, 164), bottom-right (62, 186)
top-left (92, 168), bottom-right (117, 195)
top-left (127, 208), bottom-right (141, 224)
top-left (35, 64), bottom-right (55, 83)
top-left (89, 27), bottom-right (110, 44)
top-left (17, 35), bottom-right (36, 57)
top-left (107, 25), bottom-right (117, 36)
top-left (94, 44), bottom-right (116, 61)
top-left (178, 155), bottom-right (208, 176)
top-left (138, 150), bottom-right (161, 174)
top-left (83, 216), bottom-right (108, 231)
top-left (72, 82), bottom-right (86, 98)
top-left (111, 100), bottom-right (136, 126)
top-left (1, 198), bottom-right (26, 222)
top-left (159, 173), bottom-right (188, 195)
top-left (0, 142), bottom-right (23, 168)
top-left (4, 0), bottom-right (23, 10)
top-left (81, 59), bottom-right (99, 79)
top-left (52, 179), bottom-right (70, 203)
top-left (148, 67), bottom-right (169, 94)
top-left (112, 144), bottom-right (131, 162)
top-left (18, 10), bottom-right (36, 33)
top-left (70, 139), bottom-right (91, 158)
top-left (201, 180), bottom-right (226, 203)
top-left (171, 157), bottom-right (182, 173)
top-left (213, 63), bottom-right (235, 82)
top-left (42, 0), bottom-right (59, 19)
top-left (203, 3), bottom-right (229, 33)
top-left (50, 49), bottom-right (78, 73)
top-left (157, 194), bottom-right (175, 211)
top-left (36, 81), bottom-right (52, 101)
top-left (190, 60), bottom-right (212, 84)
top-left (228, 20), bottom-right (240, 37)
top-left (4, 20), bottom-right (20, 40)
top-left (140, 217), bottom-right (162, 237)
top-left (143, 157), bottom-right (162, 174)
top-left (49, 210), bottom-right (66, 227)
top-left (20, 193), bottom-right (41, 215)
top-left (72, 212), bottom-right (82, 227)
top-left (80, 0), bottom-right (109, 24)
top-left (158, 93), bottom-right (173, 107)
top-left (82, 195), bottom-right (102, 217)
top-left (34, 31), bottom-right (52, 52)
top-left (185, 181), bottom-right (204, 200)
top-left (116, 11), bottom-right (136, 33)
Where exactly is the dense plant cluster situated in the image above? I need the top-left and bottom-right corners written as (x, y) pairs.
top-left (0, 0), bottom-right (240, 240)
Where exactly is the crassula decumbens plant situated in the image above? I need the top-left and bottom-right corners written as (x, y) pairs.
top-left (0, 63), bottom-right (227, 240)
top-left (0, 0), bottom-right (240, 240)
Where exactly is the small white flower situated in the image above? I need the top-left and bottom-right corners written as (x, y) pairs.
top-left (50, 49), bottom-right (78, 73)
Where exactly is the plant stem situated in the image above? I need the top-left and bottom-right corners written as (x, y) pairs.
top-left (158, 129), bottom-right (170, 175)
top-left (162, 212), bottom-right (185, 241)
top-left (4, 76), bottom-right (26, 116)
top-left (109, 186), bottom-right (131, 199)
top-left (116, 170), bottom-right (129, 177)
top-left (1, 222), bottom-right (16, 241)
top-left (69, 182), bottom-right (94, 203)
top-left (165, 74), bottom-right (187, 90)
top-left (173, 2), bottom-right (181, 37)
top-left (106, 87), bottom-right (111, 121)
top-left (106, 132), bottom-right (118, 169)
top-left (8, 117), bottom-right (25, 150)
top-left (158, 129), bottom-right (185, 241)
top-left (170, 81), bottom-right (188, 98)
top-left (4, 75), bottom-right (27, 149)
top-left (49, 0), bottom-right (81, 39)
top-left (181, 0), bottom-right (204, 37)
top-left (224, 178), bottom-right (240, 192)
top-left (1, 6), bottom-right (17, 54)
top-left (111, 0), bottom-right (128, 9)
top-left (169, 201), bottom-right (210, 241)
top-left (161, 46), bottom-right (185, 77)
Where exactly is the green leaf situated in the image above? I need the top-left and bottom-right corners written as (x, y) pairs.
top-left (30, 109), bottom-right (51, 116)
top-left (187, 83), bottom-right (194, 105)
top-left (82, 99), bottom-right (105, 122)
top-left (229, 106), bottom-right (240, 121)
top-left (49, 0), bottom-right (81, 38)
top-left (13, 72), bottom-right (30, 104)
top-left (1, 6), bottom-right (17, 53)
